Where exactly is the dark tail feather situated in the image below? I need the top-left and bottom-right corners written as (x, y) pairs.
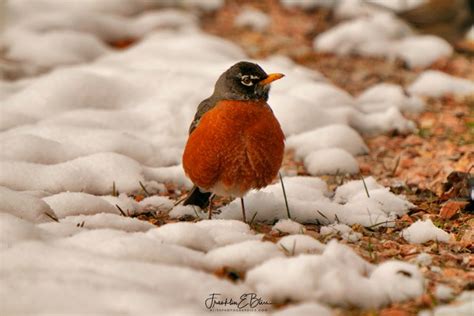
top-left (183, 186), bottom-right (211, 209)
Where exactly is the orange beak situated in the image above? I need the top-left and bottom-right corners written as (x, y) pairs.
top-left (259, 73), bottom-right (285, 85)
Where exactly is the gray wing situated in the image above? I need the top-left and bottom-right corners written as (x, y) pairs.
top-left (188, 97), bottom-right (217, 134)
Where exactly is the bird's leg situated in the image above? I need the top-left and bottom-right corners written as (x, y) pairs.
top-left (240, 198), bottom-right (247, 223)
top-left (208, 194), bottom-right (215, 219)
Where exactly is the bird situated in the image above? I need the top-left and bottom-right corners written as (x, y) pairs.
top-left (182, 61), bottom-right (285, 222)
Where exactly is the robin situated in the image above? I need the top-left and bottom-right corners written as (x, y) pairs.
top-left (182, 61), bottom-right (285, 222)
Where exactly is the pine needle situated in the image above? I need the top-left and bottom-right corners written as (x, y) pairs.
top-left (360, 175), bottom-right (371, 198)
top-left (139, 181), bottom-right (150, 197)
top-left (44, 212), bottom-right (59, 222)
top-left (279, 172), bottom-right (292, 219)
top-left (115, 204), bottom-right (126, 216)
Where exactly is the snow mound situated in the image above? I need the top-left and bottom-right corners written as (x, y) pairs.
top-left (149, 222), bottom-right (217, 252)
top-left (234, 7), bottom-right (270, 32)
top-left (314, 13), bottom-right (452, 68)
top-left (277, 234), bottom-right (325, 254)
top-left (195, 219), bottom-right (263, 247)
top-left (393, 35), bottom-right (453, 68)
top-left (320, 223), bottom-right (362, 242)
top-left (273, 219), bottom-right (306, 234)
top-left (218, 176), bottom-right (414, 227)
top-left (61, 213), bottom-right (155, 232)
top-left (3, 7), bottom-right (198, 76)
top-left (305, 148), bottom-right (360, 175)
top-left (356, 83), bottom-right (424, 113)
top-left (425, 291), bottom-right (474, 316)
top-left (287, 124), bottom-right (368, 158)
top-left (414, 252), bottom-right (432, 266)
top-left (435, 285), bottom-right (454, 301)
top-left (246, 240), bottom-right (423, 308)
top-left (168, 205), bottom-right (199, 219)
top-left (43, 192), bottom-right (118, 218)
top-left (0, 213), bottom-right (51, 244)
top-left (335, 0), bottom-right (426, 19)
top-left (401, 219), bottom-right (451, 244)
top-left (0, 153), bottom-right (144, 195)
top-left (408, 70), bottom-right (474, 97)
top-left (139, 195), bottom-right (174, 210)
top-left (334, 177), bottom-right (383, 203)
top-left (206, 240), bottom-right (284, 270)
top-left (273, 302), bottom-right (332, 316)
top-left (0, 186), bottom-right (56, 223)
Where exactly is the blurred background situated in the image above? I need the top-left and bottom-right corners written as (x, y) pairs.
top-left (1, 0), bottom-right (473, 81)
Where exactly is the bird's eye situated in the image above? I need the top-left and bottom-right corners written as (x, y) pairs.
top-left (241, 76), bottom-right (253, 86)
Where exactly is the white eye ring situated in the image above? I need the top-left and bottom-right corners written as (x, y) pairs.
top-left (241, 76), bottom-right (253, 86)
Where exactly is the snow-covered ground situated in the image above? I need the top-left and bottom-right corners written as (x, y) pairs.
top-left (1, 0), bottom-right (471, 314)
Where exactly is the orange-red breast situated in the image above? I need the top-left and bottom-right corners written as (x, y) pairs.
top-left (182, 61), bottom-right (285, 221)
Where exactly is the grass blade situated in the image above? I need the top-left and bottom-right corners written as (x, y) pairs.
top-left (279, 172), bottom-right (292, 219)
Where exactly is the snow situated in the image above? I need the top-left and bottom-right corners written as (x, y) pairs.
top-left (273, 219), bottom-right (306, 234)
top-left (425, 291), bottom-right (474, 316)
top-left (369, 260), bottom-right (424, 303)
top-left (0, 213), bottom-right (51, 244)
top-left (320, 223), bottom-right (362, 242)
top-left (3, 7), bottom-right (198, 76)
top-left (304, 148), bottom-right (360, 175)
top-left (314, 13), bottom-right (452, 68)
top-left (234, 7), bottom-right (270, 32)
top-left (61, 213), bottom-right (156, 232)
top-left (286, 124), bottom-right (369, 158)
top-left (217, 176), bottom-right (414, 227)
top-left (139, 195), bottom-right (174, 210)
top-left (401, 219), bottom-right (451, 244)
top-left (0, 152), bottom-right (145, 195)
top-left (168, 204), bottom-right (200, 219)
top-left (408, 70), bottom-right (474, 97)
top-left (206, 240), bottom-right (284, 271)
top-left (435, 285), bottom-right (454, 301)
top-left (0, 1), bottom-right (442, 313)
top-left (414, 252), bottom-right (432, 266)
top-left (394, 35), bottom-right (453, 68)
top-left (273, 302), bottom-right (332, 316)
top-left (0, 186), bottom-right (56, 223)
top-left (334, 176), bottom-right (384, 202)
top-left (195, 219), bottom-right (263, 247)
top-left (144, 165), bottom-right (193, 188)
top-left (1, 241), bottom-right (248, 315)
top-left (335, 0), bottom-right (427, 18)
top-left (277, 234), bottom-right (325, 254)
top-left (101, 194), bottom-right (142, 215)
top-left (356, 83), bottom-right (425, 113)
top-left (467, 26), bottom-right (474, 41)
top-left (246, 240), bottom-right (423, 308)
top-left (43, 192), bottom-right (118, 218)
top-left (149, 222), bottom-right (218, 252)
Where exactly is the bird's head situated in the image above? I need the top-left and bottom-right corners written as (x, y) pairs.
top-left (213, 61), bottom-right (284, 101)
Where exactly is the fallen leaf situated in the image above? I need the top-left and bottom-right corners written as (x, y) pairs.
top-left (439, 201), bottom-right (468, 219)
